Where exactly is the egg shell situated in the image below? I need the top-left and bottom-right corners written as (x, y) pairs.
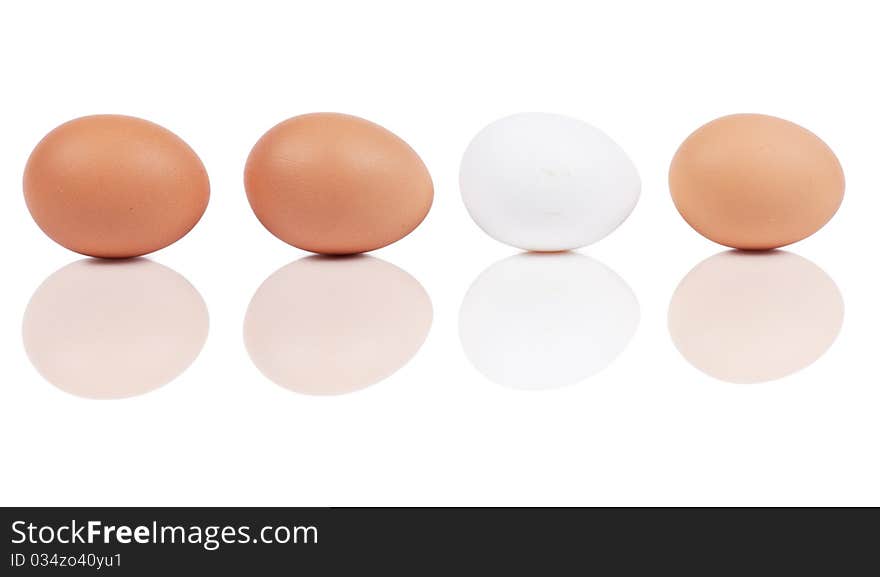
top-left (244, 113), bottom-right (434, 255)
top-left (669, 113), bottom-right (844, 250)
top-left (24, 115), bottom-right (210, 258)
top-left (459, 113), bottom-right (641, 252)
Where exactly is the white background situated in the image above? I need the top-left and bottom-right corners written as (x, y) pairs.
top-left (1, 0), bottom-right (878, 506)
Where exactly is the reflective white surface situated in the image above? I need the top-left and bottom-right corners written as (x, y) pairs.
top-left (669, 251), bottom-right (843, 384)
top-left (22, 259), bottom-right (208, 399)
top-left (244, 255), bottom-right (432, 395)
top-left (460, 252), bottom-right (639, 389)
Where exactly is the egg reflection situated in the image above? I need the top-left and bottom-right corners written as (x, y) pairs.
top-left (22, 259), bottom-right (209, 399)
top-left (668, 250), bottom-right (843, 383)
top-left (244, 255), bottom-right (432, 395)
top-left (459, 252), bottom-right (639, 389)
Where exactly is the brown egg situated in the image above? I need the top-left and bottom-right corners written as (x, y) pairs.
top-left (244, 113), bottom-right (433, 254)
top-left (669, 114), bottom-right (844, 250)
top-left (24, 115), bottom-right (209, 258)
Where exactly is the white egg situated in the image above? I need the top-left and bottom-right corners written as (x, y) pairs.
top-left (460, 113), bottom-right (640, 251)
top-left (459, 252), bottom-right (639, 389)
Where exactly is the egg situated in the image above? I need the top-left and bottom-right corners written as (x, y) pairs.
top-left (244, 113), bottom-right (433, 254)
top-left (24, 115), bottom-right (209, 258)
top-left (459, 113), bottom-right (640, 251)
top-left (669, 114), bottom-right (844, 250)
